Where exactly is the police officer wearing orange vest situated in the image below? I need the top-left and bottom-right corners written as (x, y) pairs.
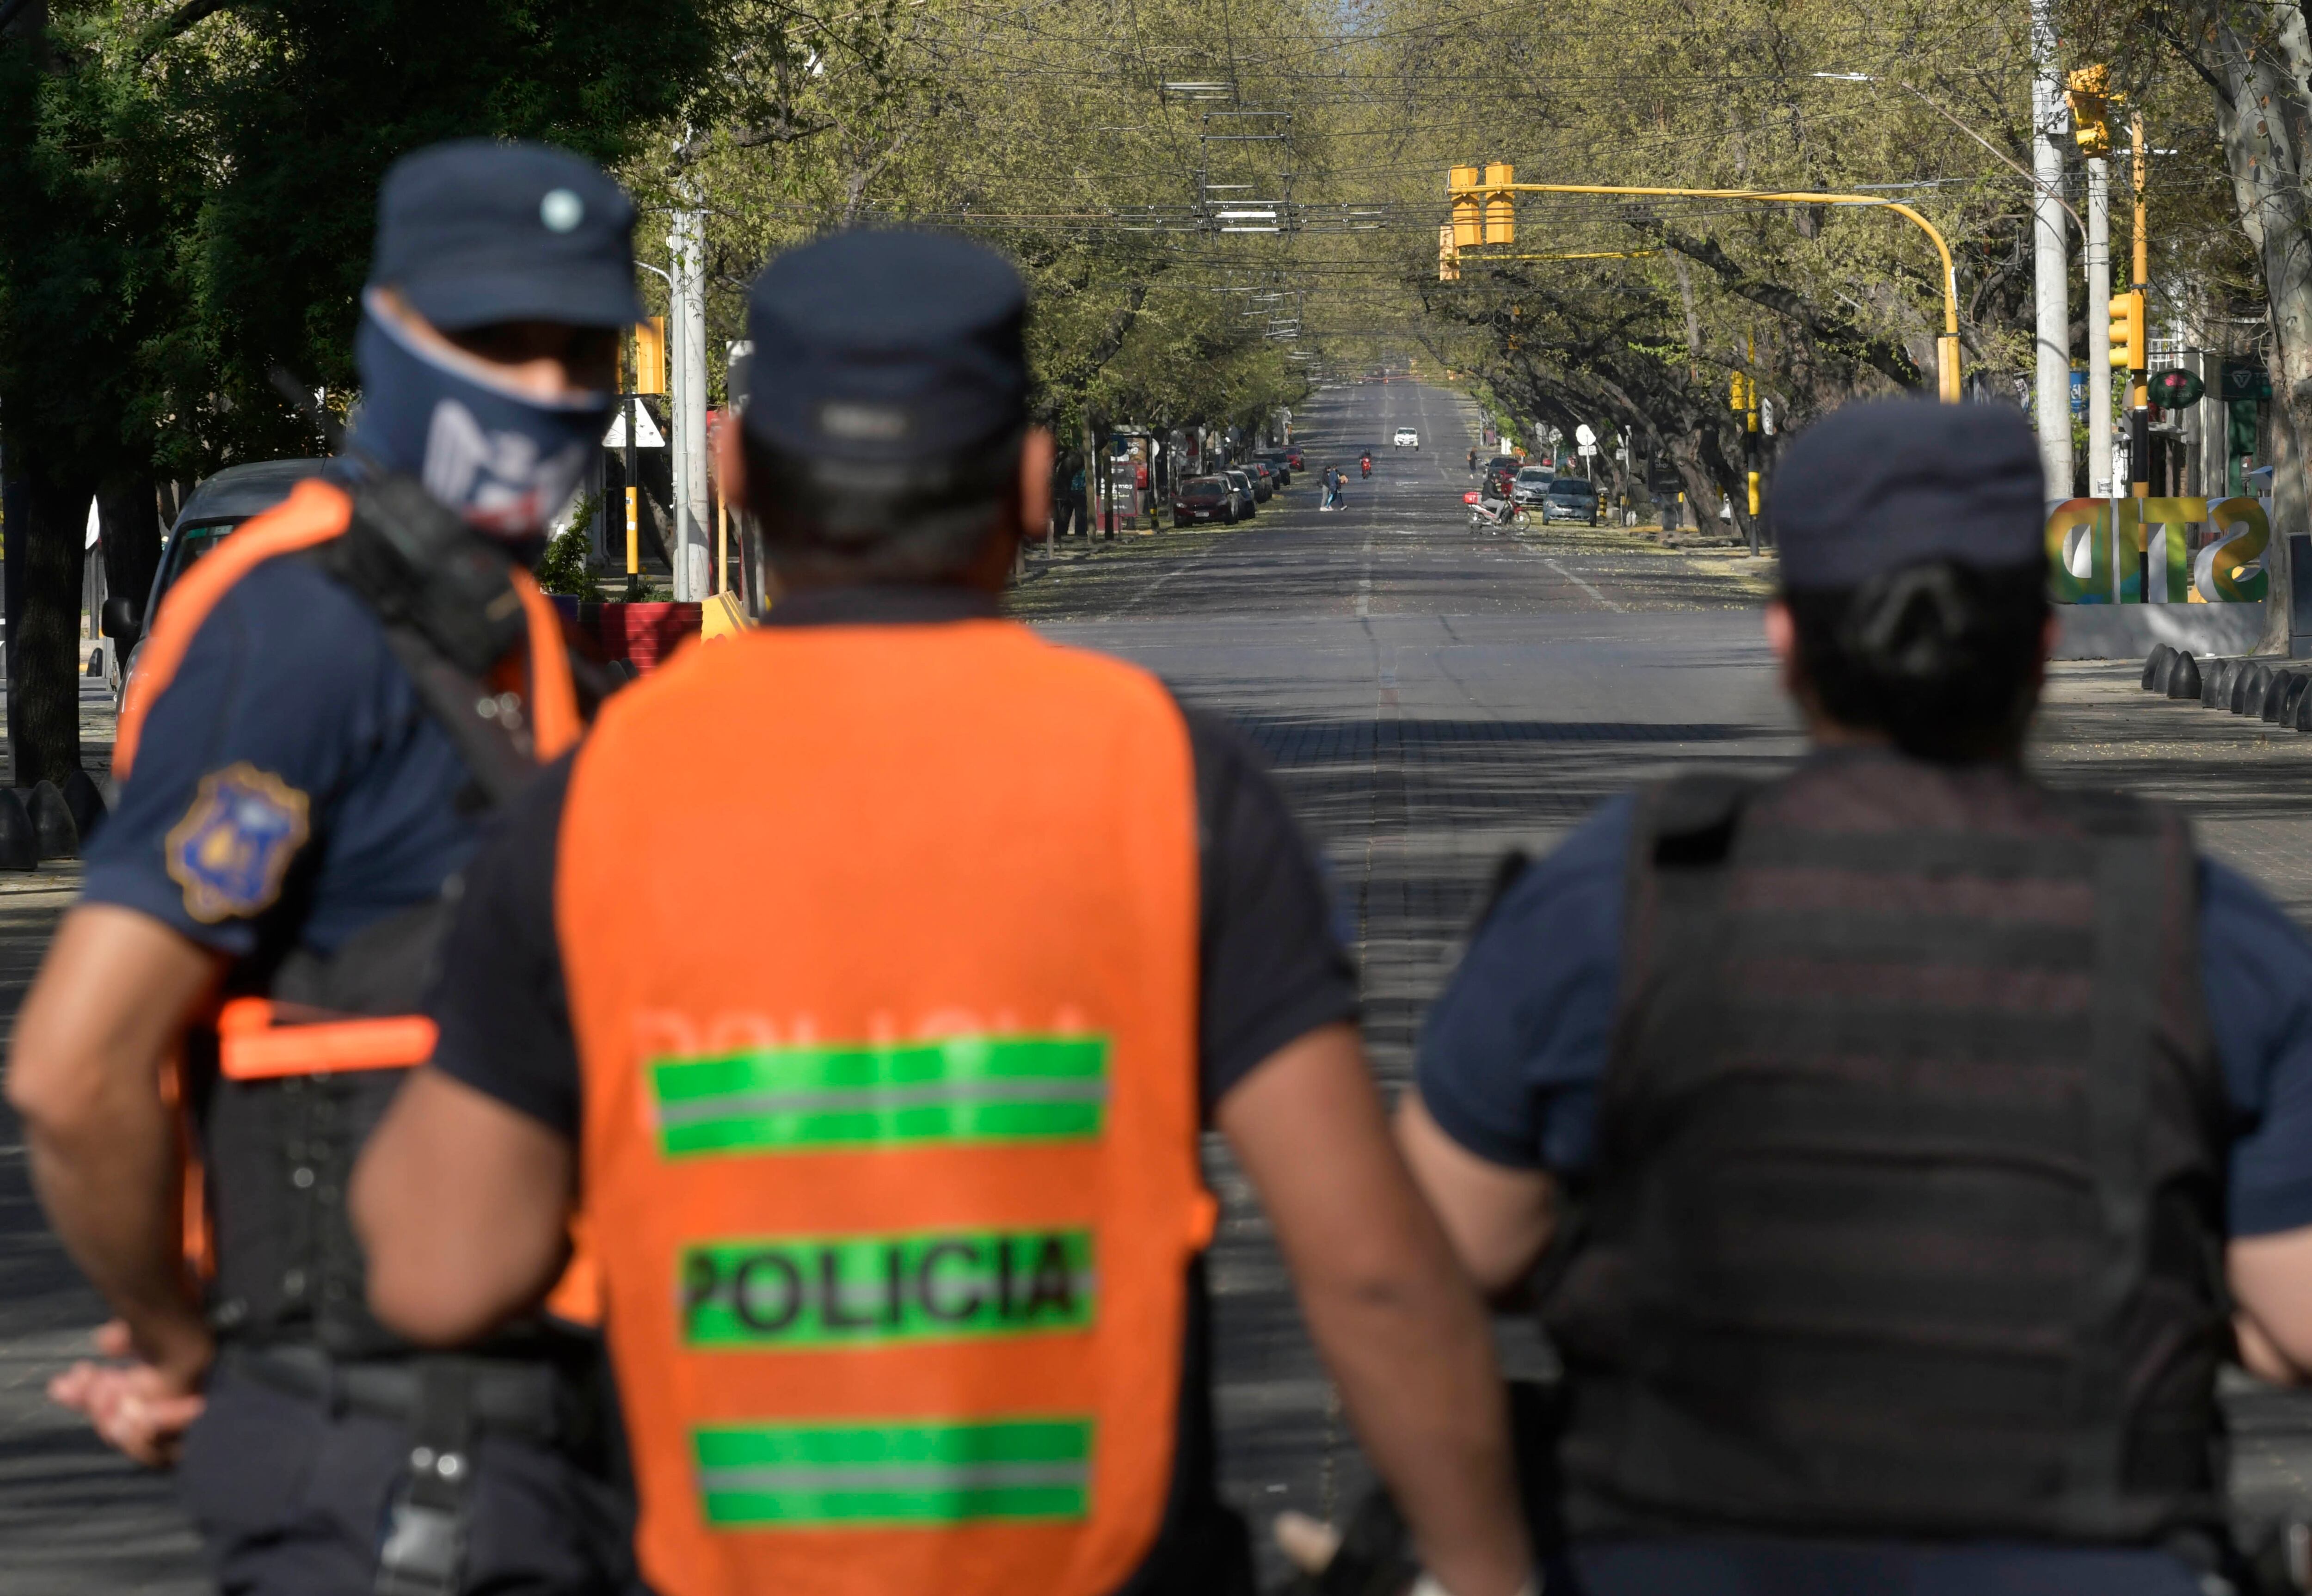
top-left (1401, 400), bottom-right (2312, 1594)
top-left (9, 142), bottom-right (641, 1593)
top-left (351, 230), bottom-right (1537, 1596)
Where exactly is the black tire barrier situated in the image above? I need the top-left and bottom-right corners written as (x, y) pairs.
top-left (61, 768), bottom-right (107, 846)
top-left (2232, 663), bottom-right (2257, 714)
top-left (2167, 653), bottom-right (2202, 700)
top-left (28, 781), bottom-right (76, 860)
top-left (2243, 666), bottom-right (2275, 719)
top-left (2270, 673), bottom-right (2305, 724)
top-left (0, 789), bottom-right (39, 871)
top-left (2294, 682), bottom-right (2312, 733)
top-left (2202, 659), bottom-right (2232, 708)
top-left (2142, 644), bottom-right (2174, 691)
top-left (2284, 674), bottom-right (2312, 730)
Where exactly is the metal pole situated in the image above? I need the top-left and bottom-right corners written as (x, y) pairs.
top-left (2128, 115), bottom-right (2151, 498)
top-left (1465, 176), bottom-right (1966, 401)
top-left (2030, 0), bottom-right (2073, 497)
top-left (668, 208), bottom-right (710, 602)
top-left (2086, 158), bottom-right (2113, 498)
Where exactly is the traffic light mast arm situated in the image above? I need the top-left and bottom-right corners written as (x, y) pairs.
top-left (1460, 177), bottom-right (1963, 402)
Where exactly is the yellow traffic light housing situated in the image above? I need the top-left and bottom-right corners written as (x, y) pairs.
top-left (2066, 65), bottom-right (2112, 159)
top-left (1439, 224), bottom-right (1459, 282)
top-left (1449, 166), bottom-right (1483, 249)
top-left (1483, 162), bottom-right (1516, 244)
top-left (632, 316), bottom-right (667, 396)
top-left (2108, 289), bottom-right (2145, 373)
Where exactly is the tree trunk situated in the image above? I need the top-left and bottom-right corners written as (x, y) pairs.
top-left (2, 456), bottom-right (90, 787)
top-left (2179, 0), bottom-right (2312, 651)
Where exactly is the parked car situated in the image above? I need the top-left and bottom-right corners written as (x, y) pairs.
top-left (1540, 477), bottom-right (1602, 525)
top-left (1393, 427), bottom-right (1419, 448)
top-left (1483, 454), bottom-right (1523, 479)
top-left (1244, 462), bottom-right (1275, 502)
top-left (1254, 451), bottom-right (1292, 486)
top-left (1223, 469), bottom-right (1258, 519)
top-left (1284, 446), bottom-right (1305, 471)
top-left (1173, 475), bottom-right (1238, 526)
top-left (1510, 466), bottom-right (1554, 506)
top-left (107, 458), bottom-right (331, 712)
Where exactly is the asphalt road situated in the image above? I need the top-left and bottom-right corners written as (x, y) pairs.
top-left (2, 375), bottom-right (2310, 1590)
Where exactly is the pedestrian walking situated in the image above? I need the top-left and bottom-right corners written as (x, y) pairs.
top-left (1399, 399), bottom-right (2312, 1595)
top-left (1468, 446), bottom-right (1478, 474)
top-left (8, 140), bottom-right (640, 1596)
top-left (353, 231), bottom-right (1535, 1596)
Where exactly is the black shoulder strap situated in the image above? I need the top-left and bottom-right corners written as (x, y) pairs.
top-left (309, 475), bottom-right (564, 808)
top-left (1638, 771), bottom-right (1759, 868)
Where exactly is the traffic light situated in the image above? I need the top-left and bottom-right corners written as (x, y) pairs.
top-left (2066, 65), bottom-right (2112, 159)
top-left (1439, 224), bottom-right (1459, 282)
top-left (1449, 166), bottom-right (1482, 249)
top-left (632, 316), bottom-right (667, 396)
top-left (2108, 290), bottom-right (2145, 373)
top-left (1483, 162), bottom-right (1515, 245)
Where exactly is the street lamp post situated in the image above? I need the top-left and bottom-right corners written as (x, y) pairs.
top-left (1448, 167), bottom-right (1964, 401)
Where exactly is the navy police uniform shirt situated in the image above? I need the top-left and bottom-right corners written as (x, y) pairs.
top-left (1419, 779), bottom-right (2312, 1596)
top-left (82, 552), bottom-right (480, 962)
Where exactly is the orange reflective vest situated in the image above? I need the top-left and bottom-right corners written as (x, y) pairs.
top-left (559, 619), bottom-right (1210, 1596)
top-left (117, 477), bottom-right (592, 1317)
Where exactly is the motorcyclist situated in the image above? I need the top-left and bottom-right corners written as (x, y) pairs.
top-left (1360, 451), bottom-right (1373, 479)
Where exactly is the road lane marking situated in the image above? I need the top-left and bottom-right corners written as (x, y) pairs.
top-left (1544, 558), bottom-right (1623, 613)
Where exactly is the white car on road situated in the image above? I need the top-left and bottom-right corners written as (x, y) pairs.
top-left (1393, 427), bottom-right (1419, 448)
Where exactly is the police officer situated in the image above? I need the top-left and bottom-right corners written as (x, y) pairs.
top-left (1399, 399), bottom-right (2312, 1595)
top-left (351, 230), bottom-right (1536, 1596)
top-left (9, 141), bottom-right (643, 1593)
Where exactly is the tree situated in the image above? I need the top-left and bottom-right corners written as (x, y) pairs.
top-left (0, 0), bottom-right (713, 786)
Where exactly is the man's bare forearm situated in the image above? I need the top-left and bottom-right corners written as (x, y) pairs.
top-left (8, 907), bottom-right (222, 1375)
top-left (1297, 1240), bottom-right (1530, 1596)
top-left (1220, 1025), bottom-right (1531, 1596)
top-left (24, 1094), bottom-right (207, 1366)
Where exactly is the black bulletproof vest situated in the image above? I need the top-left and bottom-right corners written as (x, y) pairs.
top-left (197, 479), bottom-right (591, 1358)
top-left (1543, 753), bottom-right (2232, 1547)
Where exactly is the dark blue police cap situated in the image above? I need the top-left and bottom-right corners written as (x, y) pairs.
top-left (370, 140), bottom-right (642, 331)
top-left (1769, 399), bottom-right (2044, 590)
top-left (742, 231), bottom-right (1027, 462)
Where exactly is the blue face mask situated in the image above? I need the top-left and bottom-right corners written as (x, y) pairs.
top-left (349, 291), bottom-right (611, 539)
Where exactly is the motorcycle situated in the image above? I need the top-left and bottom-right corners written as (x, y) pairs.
top-left (1359, 454), bottom-right (1372, 479)
top-left (1464, 489), bottom-right (1526, 531)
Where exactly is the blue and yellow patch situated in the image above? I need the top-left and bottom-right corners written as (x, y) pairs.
top-left (164, 763), bottom-right (310, 923)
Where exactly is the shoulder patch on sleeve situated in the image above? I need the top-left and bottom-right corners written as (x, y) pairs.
top-left (164, 763), bottom-right (311, 923)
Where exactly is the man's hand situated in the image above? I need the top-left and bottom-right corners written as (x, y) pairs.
top-left (48, 1320), bottom-right (207, 1467)
top-left (8, 906), bottom-right (223, 1394)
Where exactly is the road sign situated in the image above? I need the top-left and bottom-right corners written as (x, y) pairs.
top-left (2221, 361), bottom-right (2273, 402)
top-left (604, 406), bottom-right (666, 448)
top-left (1574, 423), bottom-right (1597, 447)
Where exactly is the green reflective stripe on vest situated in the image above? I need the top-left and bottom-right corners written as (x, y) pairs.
top-left (649, 1035), bottom-right (1109, 1157)
top-left (694, 1418), bottom-right (1094, 1526)
top-left (682, 1228), bottom-right (1095, 1349)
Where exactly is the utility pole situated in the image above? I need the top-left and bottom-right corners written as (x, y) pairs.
top-left (2128, 112), bottom-right (2151, 498)
top-left (2030, 0), bottom-right (2072, 498)
top-left (668, 207), bottom-right (710, 602)
top-left (2072, 69), bottom-right (2115, 498)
